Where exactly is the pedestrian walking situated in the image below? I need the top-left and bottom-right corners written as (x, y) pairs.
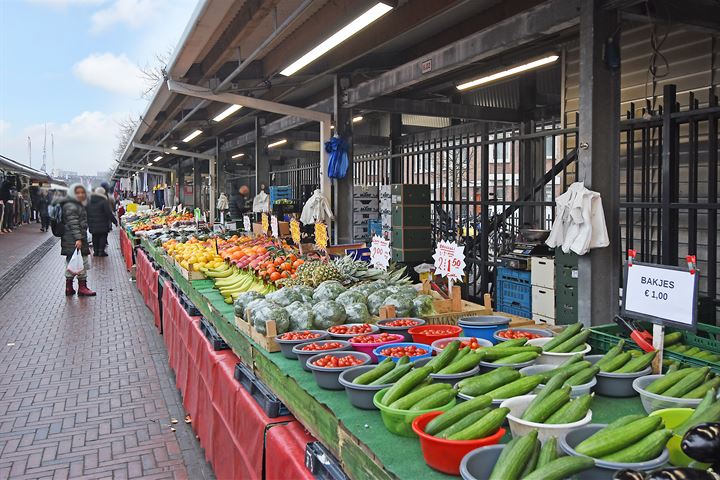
top-left (86, 187), bottom-right (117, 257)
top-left (37, 189), bottom-right (51, 232)
top-left (56, 183), bottom-right (96, 297)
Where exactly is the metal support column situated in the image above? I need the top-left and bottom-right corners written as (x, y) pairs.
top-left (661, 85), bottom-right (679, 264)
top-left (176, 160), bottom-right (183, 206)
top-left (389, 114), bottom-right (402, 183)
top-left (334, 75), bottom-right (354, 244)
top-left (577, 0), bottom-right (621, 326)
top-left (254, 117), bottom-right (269, 195)
top-left (216, 137), bottom-right (226, 197)
top-left (519, 73), bottom-right (537, 227)
top-left (193, 158), bottom-right (202, 210)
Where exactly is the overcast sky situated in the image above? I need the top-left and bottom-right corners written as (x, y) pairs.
top-left (0, 0), bottom-right (198, 175)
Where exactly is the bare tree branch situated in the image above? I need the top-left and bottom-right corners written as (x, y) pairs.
top-left (139, 47), bottom-right (174, 99)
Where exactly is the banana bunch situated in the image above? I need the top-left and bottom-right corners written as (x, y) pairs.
top-left (201, 262), bottom-right (233, 278)
top-left (204, 264), bottom-right (276, 303)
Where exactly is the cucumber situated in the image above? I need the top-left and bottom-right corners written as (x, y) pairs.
top-left (410, 388), bottom-right (457, 411)
top-left (482, 346), bottom-right (542, 361)
top-left (546, 361), bottom-right (592, 381)
top-left (352, 358), bottom-right (394, 385)
top-left (522, 371), bottom-right (571, 421)
top-left (684, 347), bottom-right (702, 356)
top-left (594, 340), bottom-right (625, 370)
top-left (447, 407), bottom-right (509, 440)
top-left (424, 395), bottom-right (492, 436)
top-left (603, 414), bottom-right (647, 431)
top-left (425, 340), bottom-right (459, 373)
top-left (490, 437), bottom-right (518, 477)
top-left (457, 367), bottom-right (520, 397)
top-left (665, 362), bottom-right (680, 374)
top-left (519, 437), bottom-right (541, 478)
top-left (408, 377), bottom-right (433, 392)
top-left (521, 456), bottom-right (596, 480)
top-left (542, 323), bottom-right (583, 352)
top-left (491, 338), bottom-right (527, 348)
top-left (629, 349), bottom-right (642, 357)
top-left (545, 393), bottom-right (593, 424)
top-left (486, 375), bottom-right (544, 399)
top-left (436, 408), bottom-right (491, 439)
top-left (676, 388), bottom-right (720, 436)
top-left (682, 376), bottom-right (720, 398)
top-left (646, 368), bottom-right (696, 394)
top-left (380, 366), bottom-right (432, 405)
top-left (570, 343), bottom-right (587, 352)
top-left (548, 329), bottom-right (590, 353)
top-left (536, 436), bottom-right (558, 469)
top-left (522, 386), bottom-right (571, 423)
top-left (662, 367), bottom-right (710, 398)
top-left (488, 430), bottom-right (539, 480)
top-left (452, 346), bottom-right (471, 363)
top-left (670, 345), bottom-right (690, 354)
top-left (557, 352), bottom-right (585, 368)
top-left (370, 362), bottom-right (412, 385)
top-left (599, 351), bottom-right (632, 372)
top-left (664, 332), bottom-right (683, 346)
top-left (565, 366), bottom-right (600, 386)
top-left (388, 383), bottom-right (451, 410)
top-left (575, 416), bottom-right (664, 457)
top-left (614, 350), bottom-right (657, 373)
top-left (601, 429), bottom-right (673, 462)
top-left (491, 351), bottom-right (539, 364)
top-left (437, 350), bottom-right (484, 374)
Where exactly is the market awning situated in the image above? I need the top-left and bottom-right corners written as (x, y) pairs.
top-left (0, 154), bottom-right (53, 182)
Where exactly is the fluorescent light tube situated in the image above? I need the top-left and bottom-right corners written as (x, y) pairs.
top-left (231, 153), bottom-right (245, 159)
top-left (268, 139), bottom-right (287, 148)
top-left (352, 116), bottom-right (363, 123)
top-left (170, 146), bottom-right (178, 150)
top-left (280, 3), bottom-right (393, 76)
top-left (182, 129), bottom-right (203, 143)
top-left (213, 104), bottom-right (242, 122)
top-left (456, 54), bottom-right (560, 91)
top-left (152, 155), bottom-right (163, 162)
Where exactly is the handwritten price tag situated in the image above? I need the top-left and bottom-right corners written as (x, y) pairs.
top-left (432, 240), bottom-right (466, 281)
top-left (370, 235), bottom-right (391, 270)
top-left (243, 215), bottom-right (251, 233)
top-left (271, 215), bottom-right (279, 237)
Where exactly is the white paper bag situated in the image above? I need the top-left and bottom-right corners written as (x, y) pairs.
top-left (67, 249), bottom-right (84, 275)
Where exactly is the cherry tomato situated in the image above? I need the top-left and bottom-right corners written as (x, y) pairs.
top-left (311, 354), bottom-right (365, 368)
top-left (384, 319), bottom-right (421, 327)
top-left (498, 329), bottom-right (541, 340)
top-left (458, 337), bottom-right (483, 350)
top-left (328, 324), bottom-right (373, 335)
top-left (300, 342), bottom-right (344, 351)
top-left (280, 331), bottom-right (321, 341)
top-left (379, 345), bottom-right (428, 358)
top-left (350, 333), bottom-right (399, 344)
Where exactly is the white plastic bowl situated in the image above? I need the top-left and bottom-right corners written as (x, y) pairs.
top-left (499, 394), bottom-right (593, 443)
top-left (632, 374), bottom-right (706, 413)
top-left (528, 337), bottom-right (591, 366)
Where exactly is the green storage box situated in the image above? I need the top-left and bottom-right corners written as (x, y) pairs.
top-left (391, 248), bottom-right (431, 263)
top-left (391, 228), bottom-right (431, 250)
top-left (391, 205), bottom-right (430, 227)
top-left (390, 184), bottom-right (430, 205)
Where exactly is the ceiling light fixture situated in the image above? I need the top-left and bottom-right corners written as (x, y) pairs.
top-left (231, 153), bottom-right (245, 159)
top-left (152, 155), bottom-right (163, 162)
top-left (280, 2), bottom-right (393, 76)
top-left (182, 129), bottom-right (203, 143)
top-left (213, 104), bottom-right (242, 122)
top-left (456, 54), bottom-right (560, 91)
top-left (352, 115), bottom-right (363, 123)
top-left (268, 139), bottom-right (287, 148)
top-left (170, 146), bottom-right (178, 150)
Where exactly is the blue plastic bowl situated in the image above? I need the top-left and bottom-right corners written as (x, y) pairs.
top-left (373, 342), bottom-right (433, 363)
top-left (459, 316), bottom-right (511, 344)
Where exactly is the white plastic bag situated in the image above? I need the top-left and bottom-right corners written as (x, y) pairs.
top-left (67, 249), bottom-right (84, 275)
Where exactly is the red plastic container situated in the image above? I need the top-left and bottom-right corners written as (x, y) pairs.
top-left (408, 325), bottom-right (463, 345)
top-left (412, 411), bottom-right (505, 475)
top-left (349, 333), bottom-right (404, 362)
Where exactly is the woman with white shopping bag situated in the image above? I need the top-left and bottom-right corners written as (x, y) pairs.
top-left (54, 183), bottom-right (96, 296)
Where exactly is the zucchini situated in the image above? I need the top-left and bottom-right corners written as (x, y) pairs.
top-left (676, 388), bottom-right (720, 436)
top-left (436, 408), bottom-right (491, 439)
top-left (536, 436), bottom-right (558, 469)
top-left (424, 394), bottom-right (492, 436)
top-left (447, 407), bottom-right (509, 440)
top-left (614, 350), bottom-right (657, 373)
top-left (601, 429), bottom-right (673, 462)
top-left (682, 376), bottom-right (720, 399)
top-left (545, 393), bottom-right (593, 424)
top-left (388, 383), bottom-right (450, 410)
top-left (594, 340), bottom-right (625, 370)
top-left (519, 438), bottom-right (541, 478)
top-left (457, 367), bottom-right (520, 397)
top-left (488, 430), bottom-right (539, 480)
top-left (542, 323), bottom-right (583, 352)
top-left (664, 332), bottom-right (683, 346)
top-left (425, 340), bottom-right (459, 373)
top-left (409, 388), bottom-right (457, 411)
top-left (437, 350), bottom-right (484, 374)
top-left (522, 386), bottom-right (571, 423)
top-left (599, 351), bottom-right (632, 372)
top-left (662, 367), bottom-right (710, 398)
top-left (352, 358), bottom-right (394, 385)
top-left (521, 456), bottom-right (595, 480)
top-left (575, 416), bottom-right (664, 457)
top-left (491, 351), bottom-right (539, 364)
top-left (482, 346), bottom-right (542, 361)
top-left (565, 366), bottom-right (600, 386)
top-left (646, 368), bottom-right (696, 394)
top-left (522, 371), bottom-right (570, 421)
top-left (486, 375), bottom-right (544, 399)
top-left (548, 329), bottom-right (590, 353)
top-left (380, 366), bottom-right (432, 405)
top-left (370, 362), bottom-right (412, 385)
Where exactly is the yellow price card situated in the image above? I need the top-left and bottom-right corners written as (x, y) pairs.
top-left (290, 219), bottom-right (301, 245)
top-left (314, 222), bottom-right (328, 250)
top-left (261, 213), bottom-right (269, 234)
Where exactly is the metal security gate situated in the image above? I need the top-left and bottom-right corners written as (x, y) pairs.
top-left (271, 159), bottom-right (320, 203)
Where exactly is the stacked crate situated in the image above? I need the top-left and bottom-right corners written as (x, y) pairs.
top-left (531, 257), bottom-right (555, 325)
top-left (269, 185), bottom-right (293, 204)
top-left (555, 249), bottom-right (579, 325)
top-left (380, 185), bottom-right (392, 236)
top-left (389, 184), bottom-right (432, 262)
top-left (496, 267), bottom-right (532, 318)
top-left (352, 185), bottom-right (379, 243)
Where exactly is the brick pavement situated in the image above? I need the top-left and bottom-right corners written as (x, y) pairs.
top-left (0, 233), bottom-right (214, 480)
top-left (0, 225), bottom-right (52, 275)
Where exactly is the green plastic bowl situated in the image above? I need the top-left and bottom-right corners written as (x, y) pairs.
top-left (372, 388), bottom-right (457, 437)
top-left (649, 407), bottom-right (709, 468)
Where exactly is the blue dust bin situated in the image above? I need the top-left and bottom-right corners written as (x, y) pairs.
top-left (458, 316), bottom-right (511, 345)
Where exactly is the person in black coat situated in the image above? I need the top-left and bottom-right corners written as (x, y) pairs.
top-left (37, 189), bottom-right (51, 232)
top-left (86, 187), bottom-right (117, 257)
top-left (56, 183), bottom-right (95, 296)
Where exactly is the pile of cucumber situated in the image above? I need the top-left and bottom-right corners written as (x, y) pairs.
top-left (665, 332), bottom-right (720, 364)
top-left (422, 396), bottom-right (509, 440)
top-left (596, 340), bottom-right (658, 373)
top-left (520, 370), bottom-right (593, 424)
top-left (673, 387), bottom-right (720, 436)
top-left (645, 366), bottom-right (717, 399)
top-left (457, 367), bottom-right (544, 400)
top-left (541, 323), bottom-right (590, 353)
top-left (488, 433), bottom-right (594, 480)
top-left (479, 338), bottom-right (542, 365)
top-left (378, 366), bottom-right (457, 411)
top-left (352, 356), bottom-right (415, 385)
top-left (538, 353), bottom-right (599, 386)
top-left (574, 415), bottom-right (672, 462)
top-left (425, 340), bottom-right (485, 374)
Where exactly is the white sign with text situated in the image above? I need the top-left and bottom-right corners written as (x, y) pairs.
top-left (432, 240), bottom-right (466, 281)
top-left (243, 215), bottom-right (251, 233)
top-left (370, 235), bottom-right (391, 271)
top-left (271, 215), bottom-right (279, 238)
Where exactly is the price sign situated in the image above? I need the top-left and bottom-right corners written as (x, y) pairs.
top-left (243, 215), bottom-right (251, 233)
top-left (261, 213), bottom-right (269, 234)
top-left (271, 215), bottom-right (279, 238)
top-left (432, 240), bottom-right (466, 281)
top-left (623, 262), bottom-right (698, 329)
top-left (314, 222), bottom-right (328, 250)
top-left (290, 219), bottom-right (301, 245)
top-left (370, 235), bottom-right (391, 270)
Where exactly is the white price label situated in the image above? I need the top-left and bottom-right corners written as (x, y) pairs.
top-left (243, 215), bottom-right (251, 233)
top-left (271, 215), bottom-right (279, 238)
top-left (370, 235), bottom-right (391, 271)
top-left (432, 240), bottom-right (466, 281)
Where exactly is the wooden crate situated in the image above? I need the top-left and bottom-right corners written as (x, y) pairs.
top-left (173, 259), bottom-right (205, 281)
top-left (234, 315), bottom-right (251, 336)
top-left (245, 309), bottom-right (281, 353)
top-left (378, 289), bottom-right (494, 325)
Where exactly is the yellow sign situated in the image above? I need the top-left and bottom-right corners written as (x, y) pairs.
top-left (290, 219), bottom-right (301, 245)
top-left (314, 222), bottom-right (328, 250)
top-left (261, 213), bottom-right (269, 234)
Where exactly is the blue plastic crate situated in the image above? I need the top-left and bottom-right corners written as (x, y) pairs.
top-left (368, 219), bottom-right (382, 237)
top-left (270, 185), bottom-right (293, 203)
top-left (497, 267), bottom-right (531, 285)
top-left (496, 278), bottom-right (532, 311)
top-left (497, 302), bottom-right (532, 319)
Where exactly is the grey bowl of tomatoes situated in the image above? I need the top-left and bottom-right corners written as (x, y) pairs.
top-left (327, 323), bottom-right (379, 339)
top-left (292, 340), bottom-right (352, 371)
top-left (376, 318), bottom-right (426, 342)
top-left (276, 330), bottom-right (330, 359)
top-left (307, 352), bottom-right (372, 390)
top-left (493, 328), bottom-right (554, 343)
top-left (373, 342), bottom-right (433, 363)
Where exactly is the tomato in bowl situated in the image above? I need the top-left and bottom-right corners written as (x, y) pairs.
top-left (492, 328), bottom-right (553, 342)
top-left (350, 333), bottom-right (405, 362)
top-left (373, 342), bottom-right (433, 363)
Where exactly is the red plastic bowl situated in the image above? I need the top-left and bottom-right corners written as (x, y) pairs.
top-left (411, 411), bottom-right (505, 475)
top-left (349, 333), bottom-right (404, 362)
top-left (408, 325), bottom-right (463, 345)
